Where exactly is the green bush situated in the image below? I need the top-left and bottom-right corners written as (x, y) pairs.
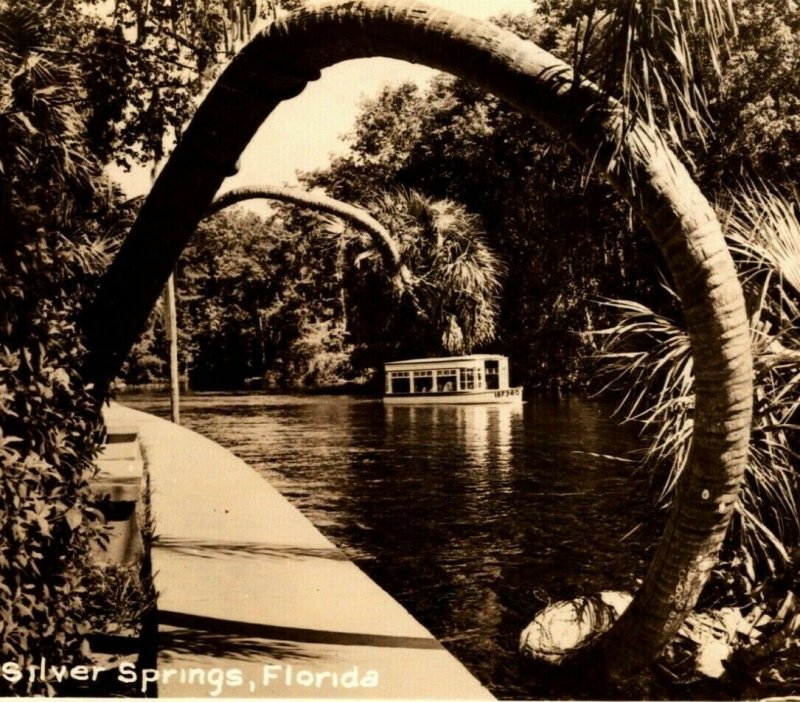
top-left (0, 224), bottom-right (113, 694)
top-left (0, 2), bottom-right (120, 683)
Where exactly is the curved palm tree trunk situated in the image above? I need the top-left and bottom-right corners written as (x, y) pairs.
top-left (127, 185), bottom-right (406, 273)
top-left (82, 0), bottom-right (752, 680)
top-left (209, 184), bottom-right (412, 301)
top-left (208, 185), bottom-right (404, 274)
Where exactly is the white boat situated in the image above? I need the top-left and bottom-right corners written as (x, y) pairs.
top-left (383, 354), bottom-right (523, 405)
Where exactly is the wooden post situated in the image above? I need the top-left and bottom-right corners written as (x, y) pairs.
top-left (162, 273), bottom-right (180, 425)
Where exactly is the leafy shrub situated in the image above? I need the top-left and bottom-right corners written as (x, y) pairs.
top-left (0, 236), bottom-right (111, 695)
top-left (281, 320), bottom-right (354, 388)
top-left (82, 562), bottom-right (155, 639)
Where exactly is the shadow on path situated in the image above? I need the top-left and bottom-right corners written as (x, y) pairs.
top-left (159, 625), bottom-right (320, 662)
top-left (159, 610), bottom-right (443, 652)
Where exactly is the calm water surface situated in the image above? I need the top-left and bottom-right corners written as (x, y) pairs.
top-left (124, 393), bottom-right (656, 699)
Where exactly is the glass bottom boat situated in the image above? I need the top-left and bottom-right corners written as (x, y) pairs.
top-left (383, 354), bottom-right (523, 405)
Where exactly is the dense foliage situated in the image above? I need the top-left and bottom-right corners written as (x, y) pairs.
top-left (701, 1), bottom-right (800, 188)
top-left (123, 187), bottom-right (506, 390)
top-left (0, 1), bottom-right (122, 692)
top-left (3, 0), bottom-right (799, 691)
top-left (328, 189), bottom-right (505, 361)
top-left (587, 0), bottom-right (800, 594)
top-left (178, 207), bottom-right (338, 389)
top-left (0, 0), bottom-right (287, 691)
top-left (121, 204), bottom-right (356, 390)
top-left (84, 0), bottom-right (285, 166)
top-left (591, 190), bottom-right (800, 698)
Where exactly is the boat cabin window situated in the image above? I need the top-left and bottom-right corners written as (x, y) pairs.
top-left (413, 370), bottom-right (434, 393)
top-left (389, 371), bottom-right (410, 394)
top-left (485, 360), bottom-right (500, 390)
top-left (460, 368), bottom-right (476, 390)
top-left (436, 369), bottom-right (457, 392)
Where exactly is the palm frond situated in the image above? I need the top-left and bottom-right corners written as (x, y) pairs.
top-left (352, 188), bottom-right (505, 355)
top-left (574, 0), bottom-right (736, 148)
top-left (0, 2), bottom-right (95, 193)
top-left (594, 270), bottom-right (800, 577)
top-left (722, 185), bottom-right (800, 324)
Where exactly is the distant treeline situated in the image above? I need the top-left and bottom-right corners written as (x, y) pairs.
top-left (121, 2), bottom-right (799, 393)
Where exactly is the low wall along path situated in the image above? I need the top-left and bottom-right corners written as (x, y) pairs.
top-left (105, 403), bottom-right (493, 699)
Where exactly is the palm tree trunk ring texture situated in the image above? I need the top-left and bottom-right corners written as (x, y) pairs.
top-left (83, 0), bottom-right (753, 679)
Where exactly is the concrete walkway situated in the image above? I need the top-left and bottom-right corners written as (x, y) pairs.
top-left (106, 403), bottom-right (494, 699)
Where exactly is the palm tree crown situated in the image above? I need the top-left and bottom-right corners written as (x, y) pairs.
top-left (340, 188), bottom-right (505, 355)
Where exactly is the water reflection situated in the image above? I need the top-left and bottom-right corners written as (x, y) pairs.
top-left (383, 404), bottom-right (523, 471)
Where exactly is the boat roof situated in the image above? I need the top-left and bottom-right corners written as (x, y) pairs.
top-left (384, 354), bottom-right (507, 367)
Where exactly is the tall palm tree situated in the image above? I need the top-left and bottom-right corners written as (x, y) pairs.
top-left (82, 1), bottom-right (753, 681)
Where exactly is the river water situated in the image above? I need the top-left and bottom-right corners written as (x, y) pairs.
top-left (123, 393), bottom-right (657, 699)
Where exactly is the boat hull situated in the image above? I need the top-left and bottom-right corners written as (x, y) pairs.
top-left (383, 387), bottom-right (523, 405)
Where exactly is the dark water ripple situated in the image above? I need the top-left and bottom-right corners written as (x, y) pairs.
top-left (123, 392), bottom-right (659, 699)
